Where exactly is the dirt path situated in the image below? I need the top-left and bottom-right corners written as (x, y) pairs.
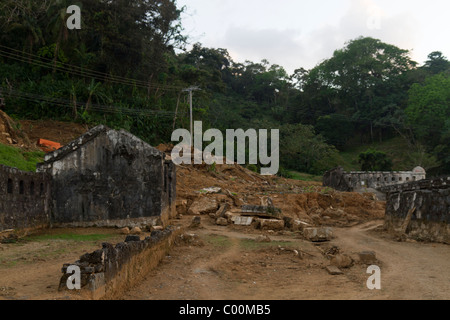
top-left (1, 219), bottom-right (448, 300)
top-left (331, 221), bottom-right (450, 300)
top-left (120, 218), bottom-right (449, 301)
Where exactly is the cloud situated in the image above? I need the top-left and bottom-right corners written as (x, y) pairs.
top-left (220, 0), bottom-right (421, 73)
top-left (222, 27), bottom-right (306, 71)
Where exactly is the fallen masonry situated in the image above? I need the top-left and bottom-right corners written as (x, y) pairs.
top-left (60, 226), bottom-right (182, 299)
top-left (241, 204), bottom-right (282, 219)
top-left (382, 176), bottom-right (449, 244)
top-left (303, 227), bottom-right (334, 242)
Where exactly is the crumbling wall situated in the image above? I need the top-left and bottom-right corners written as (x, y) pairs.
top-left (383, 177), bottom-right (450, 244)
top-left (59, 226), bottom-right (182, 300)
top-left (37, 125), bottom-right (176, 228)
top-left (324, 166), bottom-right (426, 192)
top-left (0, 165), bottom-right (51, 232)
top-left (323, 167), bottom-right (352, 191)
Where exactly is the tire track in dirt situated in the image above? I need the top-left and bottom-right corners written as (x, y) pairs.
top-left (192, 236), bottom-right (243, 300)
top-left (331, 221), bottom-right (450, 300)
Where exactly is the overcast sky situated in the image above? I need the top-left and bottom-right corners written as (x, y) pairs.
top-left (176, 0), bottom-right (450, 74)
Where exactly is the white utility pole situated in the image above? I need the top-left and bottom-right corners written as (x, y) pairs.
top-left (183, 86), bottom-right (200, 144)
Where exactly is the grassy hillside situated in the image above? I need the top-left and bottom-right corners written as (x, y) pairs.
top-left (0, 144), bottom-right (44, 172)
top-left (288, 136), bottom-right (439, 181)
top-left (337, 136), bottom-right (439, 172)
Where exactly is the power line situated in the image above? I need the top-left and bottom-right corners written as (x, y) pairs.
top-left (0, 44), bottom-right (186, 91)
top-left (3, 88), bottom-right (188, 118)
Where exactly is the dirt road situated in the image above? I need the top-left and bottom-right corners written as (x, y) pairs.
top-left (332, 221), bottom-right (450, 300)
top-left (120, 218), bottom-right (450, 300)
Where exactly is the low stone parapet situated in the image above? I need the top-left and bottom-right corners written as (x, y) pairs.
top-left (59, 226), bottom-right (183, 299)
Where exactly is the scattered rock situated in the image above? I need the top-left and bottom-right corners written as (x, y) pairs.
top-left (234, 216), bottom-right (253, 226)
top-left (256, 219), bottom-right (285, 231)
top-left (224, 189), bottom-right (244, 207)
top-left (216, 217), bottom-right (228, 226)
top-left (178, 233), bottom-right (204, 246)
top-left (358, 251), bottom-right (377, 264)
top-left (326, 265), bottom-right (344, 275)
top-left (241, 204), bottom-right (282, 219)
top-left (200, 187), bottom-right (222, 194)
top-left (120, 227), bottom-right (130, 235)
top-left (151, 226), bottom-right (164, 232)
top-left (283, 216), bottom-right (310, 231)
top-left (255, 235), bottom-right (271, 243)
top-left (188, 197), bottom-right (219, 215)
top-left (224, 211), bottom-right (239, 223)
top-left (303, 227), bottom-right (333, 242)
top-left (130, 227), bottom-right (142, 235)
top-left (125, 235), bottom-right (140, 242)
top-left (190, 216), bottom-right (202, 228)
top-left (213, 203), bottom-right (231, 218)
top-left (330, 254), bottom-right (353, 268)
top-left (176, 199), bottom-right (188, 215)
top-left (323, 208), bottom-right (346, 219)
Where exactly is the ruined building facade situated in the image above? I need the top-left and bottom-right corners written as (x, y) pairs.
top-left (381, 177), bottom-right (450, 244)
top-left (323, 166), bottom-right (427, 192)
top-left (0, 125), bottom-right (176, 232)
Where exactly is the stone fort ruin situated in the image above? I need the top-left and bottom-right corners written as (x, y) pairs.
top-left (381, 177), bottom-right (449, 244)
top-left (323, 166), bottom-right (427, 192)
top-left (0, 125), bottom-right (176, 233)
top-left (323, 166), bottom-right (449, 244)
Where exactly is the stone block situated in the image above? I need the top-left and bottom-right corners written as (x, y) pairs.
top-left (241, 205), bottom-right (281, 219)
top-left (216, 217), bottom-right (228, 226)
top-left (130, 227), bottom-right (142, 235)
top-left (125, 235), bottom-right (140, 242)
top-left (234, 216), bottom-right (253, 226)
top-left (257, 219), bottom-right (285, 231)
top-left (303, 227), bottom-right (333, 242)
top-left (211, 203), bottom-right (230, 218)
top-left (283, 217), bottom-right (310, 231)
top-left (330, 254), bottom-right (353, 268)
top-left (358, 251), bottom-right (377, 264)
top-left (190, 216), bottom-right (201, 228)
top-left (188, 197), bottom-right (219, 215)
top-left (326, 265), bottom-right (344, 275)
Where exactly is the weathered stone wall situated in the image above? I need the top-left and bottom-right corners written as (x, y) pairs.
top-left (37, 125), bottom-right (176, 228)
top-left (0, 165), bottom-right (51, 232)
top-left (324, 166), bottom-right (426, 192)
top-left (383, 177), bottom-right (450, 244)
top-left (59, 226), bottom-right (182, 300)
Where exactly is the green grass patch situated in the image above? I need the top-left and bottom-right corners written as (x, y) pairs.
top-left (204, 234), bottom-right (233, 249)
top-left (288, 171), bottom-right (323, 182)
top-left (0, 143), bottom-right (45, 171)
top-left (25, 233), bottom-right (116, 242)
top-left (337, 136), bottom-right (439, 172)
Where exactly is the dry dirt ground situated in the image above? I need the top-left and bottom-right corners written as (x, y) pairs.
top-left (0, 228), bottom-right (133, 300)
top-left (119, 217), bottom-right (450, 301)
top-left (1, 216), bottom-right (448, 300)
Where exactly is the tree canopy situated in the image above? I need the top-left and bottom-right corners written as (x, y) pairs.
top-left (0, 2), bottom-right (449, 175)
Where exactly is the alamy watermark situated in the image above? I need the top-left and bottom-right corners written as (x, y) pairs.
top-left (66, 5), bottom-right (81, 30)
top-left (66, 265), bottom-right (81, 290)
top-left (171, 121), bottom-right (279, 175)
top-left (366, 265), bottom-right (381, 290)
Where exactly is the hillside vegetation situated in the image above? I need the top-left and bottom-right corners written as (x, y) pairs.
top-left (0, 0), bottom-right (449, 176)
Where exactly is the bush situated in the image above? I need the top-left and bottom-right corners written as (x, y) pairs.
top-left (358, 149), bottom-right (393, 171)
